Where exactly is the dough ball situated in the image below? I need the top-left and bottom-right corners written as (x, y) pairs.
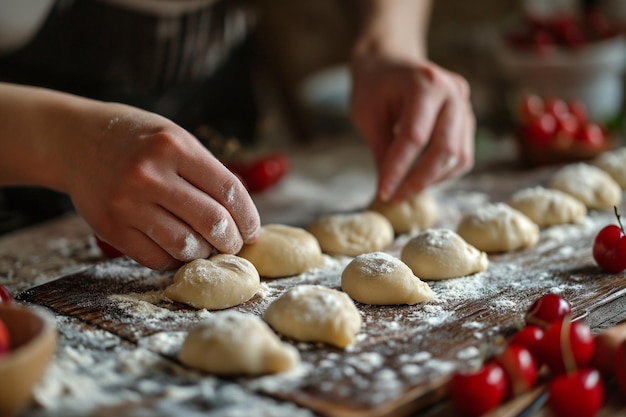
top-left (369, 191), bottom-right (438, 234)
top-left (263, 285), bottom-right (362, 348)
top-left (508, 186), bottom-right (587, 228)
top-left (164, 255), bottom-right (259, 310)
top-left (179, 311), bottom-right (300, 375)
top-left (341, 252), bottom-right (435, 304)
top-left (457, 203), bottom-right (540, 253)
top-left (592, 147), bottom-right (626, 189)
top-left (400, 228), bottom-right (489, 280)
top-left (237, 224), bottom-right (323, 278)
top-left (547, 163), bottom-right (622, 210)
top-left (307, 211), bottom-right (394, 256)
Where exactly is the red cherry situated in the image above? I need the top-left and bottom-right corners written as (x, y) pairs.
top-left (525, 293), bottom-right (572, 329)
top-left (522, 113), bottom-right (557, 145)
top-left (592, 208), bottom-right (626, 273)
top-left (568, 100), bottom-right (588, 123)
top-left (0, 318), bottom-right (10, 356)
top-left (228, 153), bottom-right (290, 193)
top-left (545, 98), bottom-right (570, 119)
top-left (0, 285), bottom-right (12, 303)
top-left (540, 316), bottom-right (595, 375)
top-left (548, 368), bottom-right (604, 417)
top-left (615, 339), bottom-right (626, 396)
top-left (519, 94), bottom-right (545, 122)
top-left (509, 325), bottom-right (545, 363)
top-left (531, 29), bottom-right (556, 54)
top-left (94, 235), bottom-right (124, 259)
top-left (577, 123), bottom-right (606, 149)
top-left (449, 362), bottom-right (509, 417)
top-left (494, 344), bottom-right (538, 396)
top-left (556, 112), bottom-right (580, 138)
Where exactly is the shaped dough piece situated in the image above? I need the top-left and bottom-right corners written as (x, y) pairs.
top-left (237, 224), bottom-right (323, 278)
top-left (457, 203), bottom-right (539, 253)
top-left (369, 191), bottom-right (438, 234)
top-left (307, 211), bottom-right (394, 256)
top-left (263, 285), bottom-right (362, 348)
top-left (341, 252), bottom-right (435, 304)
top-left (508, 186), bottom-right (587, 228)
top-left (164, 255), bottom-right (259, 310)
top-left (547, 163), bottom-right (622, 210)
top-left (400, 228), bottom-right (489, 280)
top-left (179, 311), bottom-right (300, 375)
top-left (592, 147), bottom-right (626, 189)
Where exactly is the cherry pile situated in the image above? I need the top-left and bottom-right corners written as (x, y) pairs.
top-left (517, 94), bottom-right (608, 152)
top-left (592, 207), bottom-right (626, 273)
top-left (505, 10), bottom-right (619, 53)
top-left (226, 152), bottom-right (290, 193)
top-left (448, 293), bottom-right (624, 417)
top-left (0, 284), bottom-right (12, 357)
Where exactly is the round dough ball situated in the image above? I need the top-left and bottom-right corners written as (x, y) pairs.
top-left (164, 255), bottom-right (259, 310)
top-left (307, 211), bottom-right (394, 256)
top-left (179, 311), bottom-right (300, 375)
top-left (592, 147), bottom-right (626, 189)
top-left (456, 203), bottom-right (539, 253)
top-left (369, 191), bottom-right (438, 234)
top-left (341, 252), bottom-right (435, 304)
top-left (508, 186), bottom-right (587, 228)
top-left (400, 228), bottom-right (489, 280)
top-left (237, 224), bottom-right (323, 278)
top-left (547, 163), bottom-right (622, 210)
top-left (263, 285), bottom-right (362, 348)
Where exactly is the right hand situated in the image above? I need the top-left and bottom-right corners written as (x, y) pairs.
top-left (62, 102), bottom-right (260, 270)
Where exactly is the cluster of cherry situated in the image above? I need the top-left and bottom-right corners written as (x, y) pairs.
top-left (505, 9), bottom-right (620, 53)
top-left (449, 293), bottom-right (625, 417)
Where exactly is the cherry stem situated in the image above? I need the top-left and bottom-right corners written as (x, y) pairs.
top-left (615, 206), bottom-right (624, 233)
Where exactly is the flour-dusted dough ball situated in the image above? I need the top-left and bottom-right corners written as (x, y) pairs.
top-left (369, 191), bottom-right (438, 234)
top-left (547, 163), bottom-right (622, 210)
top-left (592, 147), bottom-right (626, 189)
top-left (341, 252), bottom-right (435, 305)
top-left (508, 186), bottom-right (587, 228)
top-left (237, 224), bottom-right (323, 278)
top-left (307, 211), bottom-right (394, 256)
top-left (400, 228), bottom-right (489, 280)
top-left (164, 255), bottom-right (260, 310)
top-left (263, 285), bottom-right (361, 348)
top-left (179, 311), bottom-right (300, 375)
top-left (457, 203), bottom-right (539, 253)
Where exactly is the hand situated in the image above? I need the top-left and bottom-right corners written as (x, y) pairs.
top-left (61, 103), bottom-right (260, 270)
top-left (350, 54), bottom-right (475, 202)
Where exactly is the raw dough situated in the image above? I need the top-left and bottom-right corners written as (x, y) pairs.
top-left (400, 228), bottom-right (489, 280)
top-left (263, 285), bottom-right (362, 348)
top-left (179, 311), bottom-right (300, 375)
top-left (341, 252), bottom-right (436, 304)
top-left (164, 255), bottom-right (259, 310)
top-left (592, 147), bottom-right (626, 189)
top-left (237, 224), bottom-right (323, 278)
top-left (307, 211), bottom-right (394, 256)
top-left (508, 186), bottom-right (587, 228)
top-left (369, 191), bottom-right (438, 234)
top-left (456, 203), bottom-right (540, 253)
top-left (547, 163), bottom-right (622, 210)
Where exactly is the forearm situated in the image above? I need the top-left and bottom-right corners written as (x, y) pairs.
top-left (352, 0), bottom-right (431, 61)
top-left (0, 82), bottom-right (99, 191)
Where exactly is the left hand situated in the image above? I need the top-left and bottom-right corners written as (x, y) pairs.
top-left (350, 53), bottom-right (475, 202)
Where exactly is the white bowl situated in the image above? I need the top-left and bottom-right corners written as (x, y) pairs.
top-left (498, 36), bottom-right (626, 121)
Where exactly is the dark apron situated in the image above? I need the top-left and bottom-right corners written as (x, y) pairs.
top-left (0, 0), bottom-right (258, 234)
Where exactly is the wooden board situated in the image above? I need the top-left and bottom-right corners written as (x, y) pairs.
top-left (17, 164), bottom-right (626, 417)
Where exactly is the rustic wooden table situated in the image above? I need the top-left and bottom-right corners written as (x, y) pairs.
top-left (1, 136), bottom-right (625, 417)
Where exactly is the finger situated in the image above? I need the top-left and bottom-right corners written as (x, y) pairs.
top-left (178, 147), bottom-right (260, 243)
top-left (158, 175), bottom-right (245, 254)
top-left (351, 100), bottom-right (394, 170)
top-left (377, 92), bottom-right (443, 201)
top-left (107, 227), bottom-right (183, 271)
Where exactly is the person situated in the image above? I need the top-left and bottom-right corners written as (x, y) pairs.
top-left (0, 0), bottom-right (474, 271)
